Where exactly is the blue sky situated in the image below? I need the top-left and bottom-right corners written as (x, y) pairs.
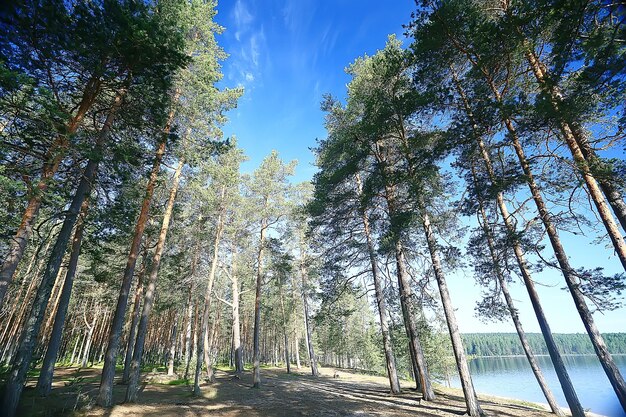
top-left (215, 0), bottom-right (415, 181)
top-left (213, 0), bottom-right (626, 334)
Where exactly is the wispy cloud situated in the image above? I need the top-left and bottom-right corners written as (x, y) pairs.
top-left (233, 0), bottom-right (253, 41)
top-left (225, 0), bottom-right (268, 91)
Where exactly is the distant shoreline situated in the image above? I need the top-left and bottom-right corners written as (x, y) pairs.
top-left (470, 353), bottom-right (626, 358)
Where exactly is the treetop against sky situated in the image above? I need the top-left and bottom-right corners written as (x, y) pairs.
top-left (213, 0), bottom-right (625, 334)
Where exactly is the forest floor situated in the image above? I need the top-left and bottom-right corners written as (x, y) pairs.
top-left (14, 365), bottom-right (575, 417)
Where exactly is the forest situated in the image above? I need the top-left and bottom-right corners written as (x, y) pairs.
top-left (0, 1), bottom-right (625, 417)
top-left (462, 333), bottom-right (626, 357)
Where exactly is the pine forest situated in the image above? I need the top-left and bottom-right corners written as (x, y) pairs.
top-left (0, 1), bottom-right (625, 416)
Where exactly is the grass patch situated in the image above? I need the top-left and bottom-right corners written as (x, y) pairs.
top-left (168, 378), bottom-right (190, 386)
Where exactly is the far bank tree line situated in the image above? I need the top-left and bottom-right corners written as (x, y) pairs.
top-left (462, 333), bottom-right (626, 357)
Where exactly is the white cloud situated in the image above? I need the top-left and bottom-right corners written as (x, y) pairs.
top-left (233, 0), bottom-right (253, 28)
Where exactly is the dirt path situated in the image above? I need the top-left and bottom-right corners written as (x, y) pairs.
top-left (15, 366), bottom-right (563, 416)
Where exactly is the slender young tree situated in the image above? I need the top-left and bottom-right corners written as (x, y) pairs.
top-left (248, 152), bottom-right (296, 388)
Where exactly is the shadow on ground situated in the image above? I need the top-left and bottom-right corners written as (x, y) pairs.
top-left (13, 366), bottom-right (555, 417)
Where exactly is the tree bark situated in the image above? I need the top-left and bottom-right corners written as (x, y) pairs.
top-left (126, 158), bottom-right (184, 402)
top-left (36, 199), bottom-right (90, 396)
top-left (81, 307), bottom-right (98, 368)
top-left (252, 218), bottom-right (267, 387)
top-left (373, 140), bottom-right (434, 400)
top-left (422, 211), bottom-right (484, 416)
top-left (167, 311), bottom-right (179, 376)
top-left (122, 248), bottom-right (148, 384)
top-left (1, 84), bottom-right (125, 417)
top-left (300, 260), bottom-right (318, 377)
top-left (278, 281), bottom-right (290, 373)
top-left (231, 248), bottom-right (244, 374)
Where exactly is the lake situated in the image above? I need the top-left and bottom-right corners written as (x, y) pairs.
top-left (448, 354), bottom-right (626, 416)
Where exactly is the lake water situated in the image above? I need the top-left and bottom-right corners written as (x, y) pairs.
top-left (448, 354), bottom-right (626, 417)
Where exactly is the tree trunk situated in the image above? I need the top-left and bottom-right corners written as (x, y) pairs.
top-left (470, 162), bottom-right (563, 415)
top-left (300, 260), bottom-right (318, 377)
top-left (167, 312), bottom-right (178, 376)
top-left (231, 248), bottom-right (244, 374)
top-left (126, 158), bottom-right (183, 402)
top-left (0, 77), bottom-right (101, 307)
top-left (278, 282), bottom-right (290, 374)
top-left (183, 289), bottom-right (194, 379)
top-left (37, 199), bottom-right (90, 396)
top-left (1, 85), bottom-right (125, 417)
top-left (122, 248), bottom-right (148, 384)
top-left (252, 219), bottom-right (267, 387)
top-left (82, 309), bottom-right (98, 368)
top-left (524, 48), bottom-right (626, 251)
top-left (422, 211), bottom-right (484, 416)
top-left (97, 90), bottom-right (177, 407)
top-left (194, 185), bottom-right (226, 395)
top-left (355, 173), bottom-right (401, 394)
top-left (450, 69), bottom-right (583, 416)
top-left (506, 117), bottom-right (626, 414)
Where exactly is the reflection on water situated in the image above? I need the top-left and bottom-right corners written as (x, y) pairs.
top-left (448, 354), bottom-right (626, 416)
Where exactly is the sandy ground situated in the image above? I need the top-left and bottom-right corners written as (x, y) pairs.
top-left (14, 365), bottom-right (571, 417)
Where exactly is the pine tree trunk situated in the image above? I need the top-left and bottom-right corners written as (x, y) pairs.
top-left (1, 86), bottom-right (125, 417)
top-left (506, 118), bottom-right (626, 414)
top-left (252, 219), bottom-right (267, 387)
top-left (524, 48), bottom-right (626, 246)
top-left (186, 302), bottom-right (198, 380)
top-left (355, 173), bottom-right (401, 394)
top-left (194, 186), bottom-right (226, 394)
top-left (167, 312), bottom-right (178, 376)
top-left (37, 199), bottom-right (90, 396)
top-left (471, 162), bottom-right (564, 415)
top-left (97, 91), bottom-right (177, 407)
top-left (82, 310), bottom-right (98, 368)
top-left (126, 158), bottom-right (183, 402)
top-left (70, 333), bottom-right (81, 365)
top-left (279, 283), bottom-right (290, 373)
top-left (183, 288), bottom-right (194, 379)
top-left (422, 211), bottom-right (484, 416)
top-left (231, 249), bottom-right (244, 374)
top-left (122, 249), bottom-right (148, 384)
top-left (0, 78), bottom-right (101, 307)
top-left (450, 69), bottom-right (583, 416)
top-left (294, 336), bottom-right (301, 369)
top-left (300, 261), bottom-right (318, 377)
